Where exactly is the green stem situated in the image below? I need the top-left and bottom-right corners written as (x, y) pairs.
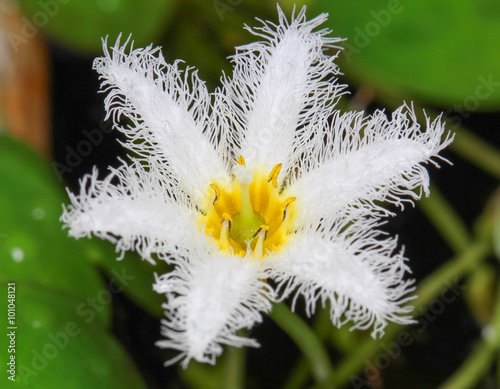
top-left (437, 281), bottom-right (500, 389)
top-left (419, 184), bottom-right (472, 252)
top-left (282, 189), bottom-right (488, 388)
top-left (179, 362), bottom-right (221, 389)
top-left (282, 360), bottom-right (310, 389)
top-left (413, 239), bottom-right (490, 310)
top-left (270, 302), bottom-right (335, 389)
top-left (448, 124), bottom-right (500, 179)
top-left (333, 238), bottom-right (492, 387)
top-left (282, 306), bottom-right (335, 389)
top-left (222, 346), bottom-right (246, 389)
top-left (438, 340), bottom-right (495, 389)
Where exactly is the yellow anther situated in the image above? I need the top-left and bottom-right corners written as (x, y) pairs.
top-left (210, 183), bottom-right (221, 205)
top-left (200, 157), bottom-right (296, 259)
top-left (267, 163), bottom-right (282, 189)
top-left (252, 225), bottom-right (269, 259)
top-left (252, 224), bottom-right (269, 239)
top-left (219, 218), bottom-right (231, 250)
top-left (282, 197), bottom-right (296, 221)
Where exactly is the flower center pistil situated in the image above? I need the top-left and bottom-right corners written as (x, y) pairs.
top-left (200, 156), bottom-right (296, 258)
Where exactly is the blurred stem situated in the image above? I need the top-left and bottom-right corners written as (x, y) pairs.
top-left (179, 361), bottom-right (221, 389)
top-left (437, 339), bottom-right (495, 389)
top-left (419, 184), bottom-right (472, 252)
top-left (413, 238), bottom-right (490, 310)
top-left (283, 305), bottom-right (338, 389)
top-left (448, 124), bottom-right (500, 179)
top-left (270, 302), bottom-right (335, 389)
top-left (282, 308), bottom-right (334, 389)
top-left (282, 360), bottom-right (310, 389)
top-left (222, 346), bottom-right (245, 389)
top-left (284, 185), bottom-right (486, 388)
top-left (332, 323), bottom-right (401, 387)
top-left (437, 281), bottom-right (500, 389)
top-left (333, 234), bottom-right (492, 387)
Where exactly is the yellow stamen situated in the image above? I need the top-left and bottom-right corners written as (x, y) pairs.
top-left (265, 197), bottom-right (296, 251)
top-left (252, 225), bottom-right (269, 260)
top-left (219, 220), bottom-right (230, 250)
top-left (282, 197), bottom-right (296, 221)
top-left (199, 158), bottom-right (297, 259)
top-left (219, 216), bottom-right (231, 251)
top-left (210, 183), bottom-right (220, 205)
top-left (267, 163), bottom-right (282, 189)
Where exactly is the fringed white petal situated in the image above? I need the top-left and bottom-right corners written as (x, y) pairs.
top-left (266, 220), bottom-right (415, 337)
top-left (61, 162), bottom-right (202, 263)
top-left (60, 6), bottom-right (455, 368)
top-left (290, 105), bottom-right (453, 225)
top-left (154, 252), bottom-right (274, 367)
top-left (94, 36), bottom-right (229, 204)
top-left (225, 6), bottom-right (344, 175)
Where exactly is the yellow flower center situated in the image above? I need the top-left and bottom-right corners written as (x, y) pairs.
top-left (200, 156), bottom-right (296, 259)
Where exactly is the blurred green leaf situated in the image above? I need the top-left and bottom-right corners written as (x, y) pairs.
top-left (318, 0), bottom-right (500, 108)
top-left (18, 0), bottom-right (177, 53)
top-left (1, 131), bottom-right (169, 318)
top-left (164, 0), bottom-right (271, 90)
top-left (0, 134), bottom-right (147, 387)
top-left (1, 282), bottom-right (146, 388)
top-left (0, 134), bottom-right (107, 323)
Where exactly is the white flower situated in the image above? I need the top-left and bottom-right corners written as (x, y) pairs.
top-left (61, 6), bottom-right (452, 367)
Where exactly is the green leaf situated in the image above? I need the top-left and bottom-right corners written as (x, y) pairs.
top-left (317, 0), bottom-right (500, 108)
top-left (0, 132), bottom-right (168, 322)
top-left (0, 135), bottom-right (108, 324)
top-left (1, 282), bottom-right (146, 388)
top-left (0, 134), bottom-right (148, 386)
top-left (18, 0), bottom-right (176, 53)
